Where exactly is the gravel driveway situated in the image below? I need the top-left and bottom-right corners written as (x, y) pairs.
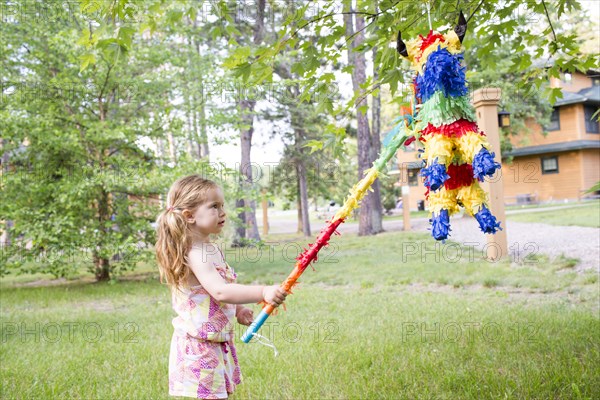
top-left (432, 217), bottom-right (600, 272)
top-left (262, 209), bottom-right (600, 272)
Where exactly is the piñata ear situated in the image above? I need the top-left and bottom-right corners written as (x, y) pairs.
top-left (396, 31), bottom-right (408, 57)
top-left (454, 10), bottom-right (467, 43)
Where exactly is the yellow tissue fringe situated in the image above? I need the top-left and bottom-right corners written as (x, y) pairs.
top-left (457, 131), bottom-right (491, 164)
top-left (405, 30), bottom-right (463, 73)
top-left (423, 134), bottom-right (454, 165)
top-left (443, 31), bottom-right (462, 52)
top-left (334, 168), bottom-right (380, 221)
top-left (427, 181), bottom-right (489, 217)
top-left (427, 188), bottom-right (461, 215)
top-left (456, 181), bottom-right (488, 216)
top-left (405, 38), bottom-right (421, 65)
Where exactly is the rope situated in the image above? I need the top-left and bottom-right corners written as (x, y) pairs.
top-left (250, 332), bottom-right (279, 357)
top-left (426, 2), bottom-right (432, 31)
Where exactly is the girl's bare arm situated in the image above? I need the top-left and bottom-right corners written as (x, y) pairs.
top-left (188, 249), bottom-right (286, 305)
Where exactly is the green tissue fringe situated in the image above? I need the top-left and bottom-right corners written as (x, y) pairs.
top-left (416, 92), bottom-right (476, 129)
top-left (374, 130), bottom-right (409, 172)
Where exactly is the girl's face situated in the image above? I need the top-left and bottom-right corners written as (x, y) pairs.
top-left (188, 187), bottom-right (227, 236)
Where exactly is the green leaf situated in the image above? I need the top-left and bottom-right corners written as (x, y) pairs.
top-left (256, 65), bottom-right (273, 84)
top-left (211, 26), bottom-right (222, 40)
top-left (233, 63), bottom-right (252, 82)
top-left (79, 53), bottom-right (96, 72)
top-left (187, 6), bottom-right (197, 21)
top-left (304, 140), bottom-right (324, 153)
top-left (117, 26), bottom-right (135, 47)
top-left (547, 87), bottom-right (563, 105)
top-left (166, 10), bottom-right (184, 25)
top-left (233, 46), bottom-right (251, 60)
top-left (291, 61), bottom-right (306, 76)
top-left (225, 25), bottom-right (241, 36)
top-left (80, 0), bottom-right (102, 14)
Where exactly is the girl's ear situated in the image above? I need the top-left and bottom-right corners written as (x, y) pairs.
top-left (182, 210), bottom-right (195, 224)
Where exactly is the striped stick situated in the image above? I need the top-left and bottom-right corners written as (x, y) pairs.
top-left (242, 123), bottom-right (413, 343)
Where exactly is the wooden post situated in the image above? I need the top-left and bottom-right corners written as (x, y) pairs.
top-left (472, 88), bottom-right (508, 261)
top-left (402, 185), bottom-right (411, 231)
top-left (261, 189), bottom-right (269, 236)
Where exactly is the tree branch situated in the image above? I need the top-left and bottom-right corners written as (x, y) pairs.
top-left (541, 0), bottom-right (558, 43)
top-left (466, 0), bottom-right (485, 24)
top-left (98, 63), bottom-right (114, 120)
top-left (54, 115), bottom-right (89, 130)
top-left (290, 2), bottom-right (402, 39)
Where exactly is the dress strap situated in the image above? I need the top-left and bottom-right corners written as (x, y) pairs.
top-left (217, 245), bottom-right (226, 264)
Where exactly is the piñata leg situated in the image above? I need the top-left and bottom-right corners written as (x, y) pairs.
top-left (421, 134), bottom-right (454, 191)
top-left (427, 188), bottom-right (460, 240)
top-left (457, 131), bottom-right (501, 181)
top-left (457, 182), bottom-right (502, 234)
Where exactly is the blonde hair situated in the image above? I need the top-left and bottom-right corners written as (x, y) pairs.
top-left (155, 174), bottom-right (219, 291)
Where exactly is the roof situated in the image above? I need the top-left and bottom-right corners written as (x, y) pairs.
top-left (405, 161), bottom-right (425, 170)
top-left (555, 85), bottom-right (600, 106)
top-left (504, 140), bottom-right (600, 157)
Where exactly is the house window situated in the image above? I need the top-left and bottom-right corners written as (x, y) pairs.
top-left (408, 169), bottom-right (419, 186)
top-left (592, 78), bottom-right (600, 86)
top-left (547, 108), bottom-right (560, 131)
top-left (562, 72), bottom-right (572, 84)
top-left (584, 105), bottom-right (599, 133)
top-left (541, 156), bottom-right (559, 174)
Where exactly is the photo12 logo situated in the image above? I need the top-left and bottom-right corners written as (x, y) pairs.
top-left (1, 321), bottom-right (139, 344)
top-left (400, 321), bottom-right (539, 344)
top-left (1, 81), bottom-right (139, 105)
top-left (1, 1), bottom-right (101, 24)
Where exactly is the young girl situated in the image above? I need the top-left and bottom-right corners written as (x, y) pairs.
top-left (156, 175), bottom-right (287, 399)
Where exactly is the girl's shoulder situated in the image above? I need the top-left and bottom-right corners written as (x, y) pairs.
top-left (186, 242), bottom-right (235, 284)
top-left (188, 242), bottom-right (226, 265)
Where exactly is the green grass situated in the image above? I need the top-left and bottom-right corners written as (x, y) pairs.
top-left (506, 202), bottom-right (600, 228)
top-left (1, 230), bottom-right (599, 399)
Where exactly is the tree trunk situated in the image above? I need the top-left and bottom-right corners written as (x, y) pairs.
top-left (370, 0), bottom-right (384, 234)
top-left (344, 3), bottom-right (372, 236)
top-left (296, 179), bottom-right (303, 234)
top-left (1, 138), bottom-right (12, 246)
top-left (197, 93), bottom-right (209, 159)
top-left (94, 189), bottom-right (111, 281)
top-left (95, 89), bottom-right (112, 281)
top-left (183, 38), bottom-right (196, 158)
top-left (94, 253), bottom-right (111, 281)
top-left (296, 158), bottom-right (311, 237)
top-left (166, 130), bottom-right (177, 163)
top-left (192, 24), bottom-right (209, 160)
top-left (233, 0), bottom-right (265, 245)
top-left (232, 196), bottom-right (246, 247)
top-left (239, 109), bottom-right (261, 242)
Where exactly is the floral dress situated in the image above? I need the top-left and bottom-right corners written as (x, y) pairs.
top-left (168, 260), bottom-right (242, 399)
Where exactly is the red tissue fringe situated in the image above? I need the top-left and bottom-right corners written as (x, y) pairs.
top-left (416, 31), bottom-right (446, 62)
top-left (421, 119), bottom-right (482, 138)
top-left (444, 163), bottom-right (475, 190)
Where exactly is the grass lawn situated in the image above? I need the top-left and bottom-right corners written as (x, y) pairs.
top-left (506, 202), bottom-right (600, 228)
top-left (1, 231), bottom-right (599, 399)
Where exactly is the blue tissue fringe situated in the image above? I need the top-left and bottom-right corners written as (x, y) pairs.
top-left (420, 158), bottom-right (449, 192)
top-left (473, 147), bottom-right (501, 181)
top-left (416, 47), bottom-right (468, 102)
top-left (474, 205), bottom-right (502, 234)
top-left (430, 209), bottom-right (451, 241)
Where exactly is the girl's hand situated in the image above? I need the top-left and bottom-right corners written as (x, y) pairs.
top-left (236, 306), bottom-right (254, 326)
top-left (262, 285), bottom-right (288, 307)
